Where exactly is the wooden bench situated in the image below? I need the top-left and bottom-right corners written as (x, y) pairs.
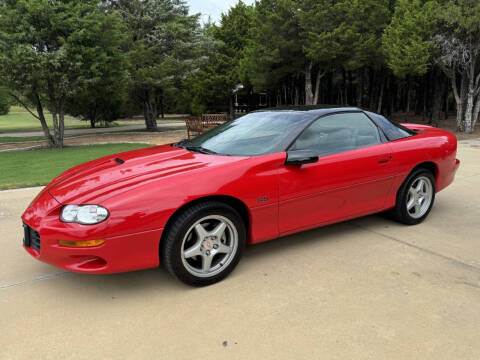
top-left (201, 113), bottom-right (228, 129)
top-left (185, 114), bottom-right (229, 139)
top-left (184, 117), bottom-right (203, 139)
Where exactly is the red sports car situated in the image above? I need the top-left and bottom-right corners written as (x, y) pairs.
top-left (22, 107), bottom-right (460, 286)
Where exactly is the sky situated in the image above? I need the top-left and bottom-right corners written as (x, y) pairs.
top-left (188, 0), bottom-right (255, 23)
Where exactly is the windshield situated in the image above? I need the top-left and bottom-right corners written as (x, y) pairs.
top-left (178, 111), bottom-right (314, 156)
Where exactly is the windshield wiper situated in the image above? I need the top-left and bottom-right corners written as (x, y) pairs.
top-left (185, 146), bottom-right (218, 155)
top-left (172, 139), bottom-right (187, 148)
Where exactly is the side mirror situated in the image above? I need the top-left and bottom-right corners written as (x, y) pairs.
top-left (285, 150), bottom-right (319, 165)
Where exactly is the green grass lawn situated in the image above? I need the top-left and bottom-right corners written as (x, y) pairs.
top-left (0, 110), bottom-right (182, 134)
top-left (0, 111), bottom-right (92, 133)
top-left (0, 136), bottom-right (47, 143)
top-left (0, 143), bottom-right (151, 190)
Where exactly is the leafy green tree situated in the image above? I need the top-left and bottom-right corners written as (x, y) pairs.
top-left (434, 0), bottom-right (480, 133)
top-left (66, 82), bottom-right (127, 128)
top-left (300, 0), bottom-right (391, 105)
top-left (382, 0), bottom-right (437, 78)
top-left (242, 0), bottom-right (305, 103)
top-left (299, 0), bottom-right (348, 104)
top-left (382, 0), bottom-right (442, 122)
top-left (64, 10), bottom-right (129, 128)
top-left (0, 86), bottom-right (10, 115)
top-left (342, 0), bottom-right (391, 72)
top-left (383, 0), bottom-right (480, 132)
top-left (0, 0), bottom-right (128, 147)
top-left (189, 1), bottom-right (255, 115)
top-left (109, 0), bottom-right (205, 130)
top-left (241, 0), bottom-right (391, 107)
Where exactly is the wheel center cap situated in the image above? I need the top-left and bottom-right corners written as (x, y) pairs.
top-left (203, 239), bottom-right (214, 250)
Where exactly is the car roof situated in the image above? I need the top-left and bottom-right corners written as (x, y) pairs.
top-left (253, 105), bottom-right (361, 117)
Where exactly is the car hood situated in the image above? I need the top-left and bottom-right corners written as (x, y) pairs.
top-left (46, 144), bottom-right (247, 204)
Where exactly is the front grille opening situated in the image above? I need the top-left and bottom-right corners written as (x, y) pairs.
top-left (23, 223), bottom-right (41, 252)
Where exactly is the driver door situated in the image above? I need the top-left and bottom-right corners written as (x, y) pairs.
top-left (278, 112), bottom-right (396, 234)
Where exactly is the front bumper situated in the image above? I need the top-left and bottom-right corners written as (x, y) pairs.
top-left (22, 189), bottom-right (163, 274)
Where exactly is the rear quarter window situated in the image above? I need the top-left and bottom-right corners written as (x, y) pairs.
top-left (365, 111), bottom-right (414, 141)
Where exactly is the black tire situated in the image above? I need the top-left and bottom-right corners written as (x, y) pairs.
top-left (161, 201), bottom-right (246, 286)
top-left (390, 168), bottom-right (436, 225)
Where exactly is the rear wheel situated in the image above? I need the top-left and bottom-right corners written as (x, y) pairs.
top-left (161, 201), bottom-right (246, 286)
top-left (391, 168), bottom-right (435, 225)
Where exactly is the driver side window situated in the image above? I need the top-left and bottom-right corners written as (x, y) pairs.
top-left (291, 112), bottom-right (381, 156)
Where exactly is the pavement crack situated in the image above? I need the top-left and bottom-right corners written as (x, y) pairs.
top-left (0, 271), bottom-right (71, 290)
top-left (351, 222), bottom-right (480, 274)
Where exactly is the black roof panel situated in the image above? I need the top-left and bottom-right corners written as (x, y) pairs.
top-left (254, 105), bottom-right (361, 116)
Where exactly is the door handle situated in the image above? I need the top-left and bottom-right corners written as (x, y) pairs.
top-left (378, 155), bottom-right (392, 164)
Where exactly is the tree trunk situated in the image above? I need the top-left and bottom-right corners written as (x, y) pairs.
top-left (357, 69), bottom-right (364, 107)
top-left (431, 68), bottom-right (445, 127)
top-left (444, 80), bottom-right (449, 120)
top-left (58, 106), bottom-right (65, 148)
top-left (32, 92), bottom-right (55, 147)
top-left (423, 73), bottom-right (429, 121)
top-left (389, 75), bottom-right (395, 118)
top-left (229, 94), bottom-right (234, 119)
top-left (377, 77), bottom-right (385, 114)
top-left (368, 67), bottom-right (376, 110)
top-left (464, 49), bottom-right (479, 133)
top-left (464, 89), bottom-right (475, 133)
top-left (305, 62), bottom-right (314, 105)
top-left (327, 72), bottom-right (333, 104)
top-left (52, 109), bottom-right (64, 148)
top-left (46, 81), bottom-right (64, 147)
top-left (406, 76), bottom-right (411, 113)
top-left (143, 100), bottom-right (158, 131)
top-left (348, 71), bottom-right (354, 106)
top-left (160, 92), bottom-right (165, 119)
top-left (51, 111), bottom-right (61, 148)
top-left (473, 95), bottom-right (480, 130)
top-left (89, 106), bottom-right (97, 128)
top-left (451, 72), bottom-right (466, 132)
top-left (313, 70), bottom-right (324, 105)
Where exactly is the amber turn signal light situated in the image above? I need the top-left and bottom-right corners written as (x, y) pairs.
top-left (58, 239), bottom-right (105, 248)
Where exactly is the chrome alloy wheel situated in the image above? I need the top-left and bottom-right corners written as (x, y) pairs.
top-left (181, 215), bottom-right (238, 277)
top-left (406, 176), bottom-right (433, 219)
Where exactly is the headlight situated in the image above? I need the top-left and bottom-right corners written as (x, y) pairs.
top-left (60, 205), bottom-right (109, 225)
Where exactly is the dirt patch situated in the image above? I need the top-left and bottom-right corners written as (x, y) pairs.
top-left (65, 130), bottom-right (187, 146)
top-left (0, 130), bottom-right (187, 152)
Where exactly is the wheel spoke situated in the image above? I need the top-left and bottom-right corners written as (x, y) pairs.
top-left (408, 188), bottom-right (416, 199)
top-left (407, 197), bottom-right (415, 210)
top-left (194, 223), bottom-right (208, 239)
top-left (216, 242), bottom-right (231, 255)
top-left (414, 203), bottom-right (421, 214)
top-left (201, 254), bottom-right (213, 273)
top-left (415, 179), bottom-right (424, 192)
top-left (210, 221), bottom-right (227, 239)
top-left (184, 242), bottom-right (202, 259)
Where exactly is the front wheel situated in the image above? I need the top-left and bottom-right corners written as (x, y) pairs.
top-left (391, 168), bottom-right (436, 225)
top-left (161, 201), bottom-right (246, 286)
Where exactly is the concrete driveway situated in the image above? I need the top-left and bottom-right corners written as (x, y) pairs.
top-left (1, 140), bottom-right (479, 359)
